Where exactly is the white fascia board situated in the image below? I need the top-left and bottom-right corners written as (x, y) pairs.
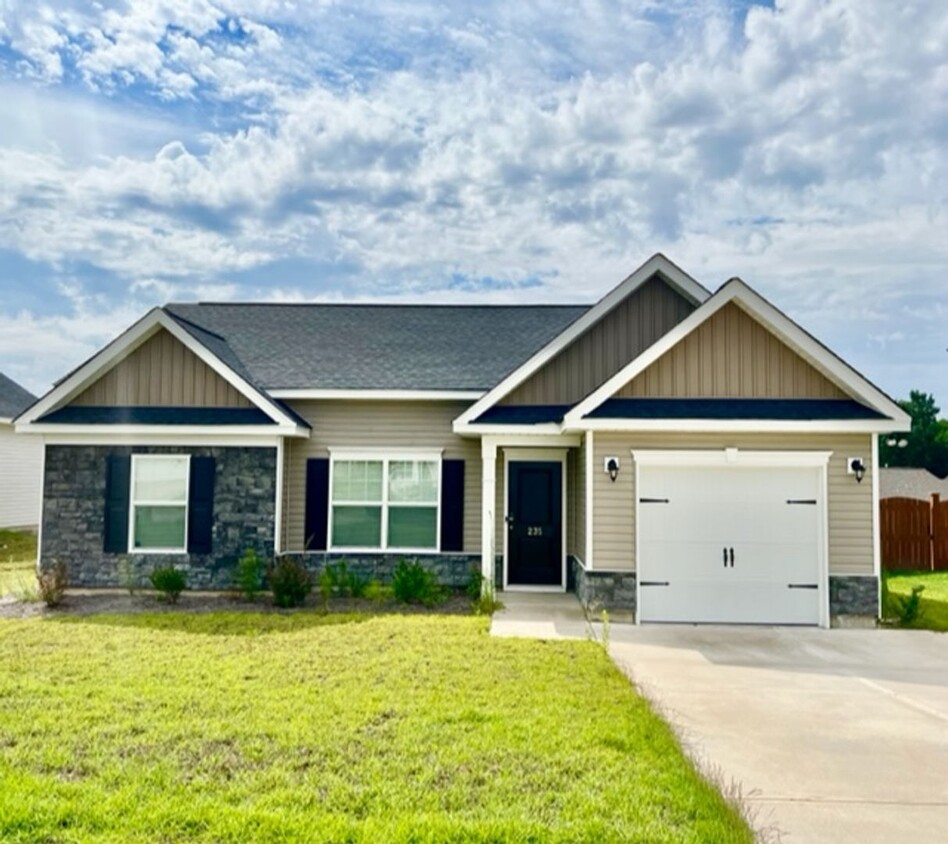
top-left (270, 389), bottom-right (483, 401)
top-left (453, 254), bottom-right (709, 428)
top-left (0, 417), bottom-right (12, 425)
top-left (565, 280), bottom-right (911, 428)
top-left (40, 433), bottom-right (283, 447)
top-left (14, 308), bottom-right (301, 431)
top-left (21, 424), bottom-right (304, 437)
top-left (568, 418), bottom-right (902, 434)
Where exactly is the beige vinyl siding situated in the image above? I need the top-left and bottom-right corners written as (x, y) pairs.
top-left (592, 432), bottom-right (874, 576)
top-left (620, 302), bottom-right (846, 399)
top-left (502, 276), bottom-right (695, 405)
top-left (0, 424), bottom-right (42, 529)
top-left (282, 400), bottom-right (481, 553)
top-left (71, 329), bottom-right (251, 408)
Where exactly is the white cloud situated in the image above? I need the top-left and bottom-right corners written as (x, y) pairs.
top-left (0, 0), bottom-right (946, 404)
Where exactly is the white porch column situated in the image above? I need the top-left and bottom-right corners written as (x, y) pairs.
top-left (481, 438), bottom-right (498, 583)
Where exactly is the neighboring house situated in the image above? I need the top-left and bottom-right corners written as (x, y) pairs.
top-left (880, 467), bottom-right (948, 501)
top-left (0, 372), bottom-right (41, 530)
top-left (14, 254), bottom-right (910, 625)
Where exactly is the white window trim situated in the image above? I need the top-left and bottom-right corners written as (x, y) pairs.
top-left (327, 451), bottom-right (442, 554)
top-left (128, 454), bottom-right (191, 555)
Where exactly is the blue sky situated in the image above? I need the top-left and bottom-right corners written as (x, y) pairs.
top-left (0, 0), bottom-right (944, 410)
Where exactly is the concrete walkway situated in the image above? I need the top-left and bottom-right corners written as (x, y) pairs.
top-left (489, 591), bottom-right (591, 639)
top-left (608, 625), bottom-right (948, 844)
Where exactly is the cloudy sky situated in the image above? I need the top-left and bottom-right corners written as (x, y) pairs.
top-left (0, 0), bottom-right (945, 408)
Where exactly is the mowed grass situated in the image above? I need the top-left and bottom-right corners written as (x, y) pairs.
top-left (886, 571), bottom-right (948, 631)
top-left (0, 530), bottom-right (36, 596)
top-left (0, 613), bottom-right (753, 843)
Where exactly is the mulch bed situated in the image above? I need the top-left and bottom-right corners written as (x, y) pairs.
top-left (0, 590), bottom-right (476, 620)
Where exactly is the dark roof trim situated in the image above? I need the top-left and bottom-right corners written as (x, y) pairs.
top-left (37, 406), bottom-right (277, 426)
top-left (586, 398), bottom-right (887, 421)
top-left (475, 405), bottom-right (571, 425)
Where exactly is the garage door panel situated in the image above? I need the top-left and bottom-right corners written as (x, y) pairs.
top-left (639, 581), bottom-right (821, 625)
top-left (637, 461), bottom-right (823, 626)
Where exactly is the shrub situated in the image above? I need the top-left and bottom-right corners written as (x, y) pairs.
top-left (471, 576), bottom-right (503, 616)
top-left (268, 558), bottom-right (312, 608)
top-left (235, 548), bottom-right (266, 602)
top-left (150, 566), bottom-right (186, 604)
top-left (466, 570), bottom-right (485, 602)
top-left (37, 562), bottom-right (68, 608)
top-left (891, 584), bottom-right (926, 626)
top-left (319, 561), bottom-right (370, 604)
top-left (391, 559), bottom-right (443, 606)
top-left (365, 579), bottom-right (393, 605)
top-left (117, 558), bottom-right (137, 595)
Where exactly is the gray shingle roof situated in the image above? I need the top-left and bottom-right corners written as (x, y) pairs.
top-left (0, 372), bottom-right (37, 419)
top-left (880, 468), bottom-right (948, 500)
top-left (163, 303), bottom-right (589, 391)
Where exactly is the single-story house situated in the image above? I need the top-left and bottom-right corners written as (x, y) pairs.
top-left (880, 467), bottom-right (948, 501)
top-left (0, 372), bottom-right (41, 530)
top-left (14, 255), bottom-right (910, 625)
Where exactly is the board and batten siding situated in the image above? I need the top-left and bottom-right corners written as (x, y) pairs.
top-left (282, 400), bottom-right (481, 553)
top-left (0, 424), bottom-right (42, 529)
top-left (501, 276), bottom-right (695, 405)
top-left (619, 302), bottom-right (846, 399)
top-left (592, 432), bottom-right (874, 576)
top-left (71, 328), bottom-right (251, 408)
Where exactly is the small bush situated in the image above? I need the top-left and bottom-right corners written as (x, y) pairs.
top-left (466, 570), bottom-right (485, 602)
top-left (268, 558), bottom-right (313, 608)
top-left (37, 562), bottom-right (68, 608)
top-left (117, 558), bottom-right (137, 595)
top-left (471, 576), bottom-right (503, 616)
top-left (318, 561), bottom-right (370, 604)
top-left (235, 548), bottom-right (266, 602)
top-left (891, 584), bottom-right (926, 626)
top-left (150, 566), bottom-right (186, 604)
top-left (365, 579), bottom-right (393, 605)
top-left (391, 559), bottom-right (443, 606)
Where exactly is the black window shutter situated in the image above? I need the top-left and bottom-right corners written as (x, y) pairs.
top-left (305, 458), bottom-right (330, 551)
top-left (103, 455), bottom-right (131, 553)
top-left (440, 459), bottom-right (465, 552)
top-left (187, 457), bottom-right (216, 555)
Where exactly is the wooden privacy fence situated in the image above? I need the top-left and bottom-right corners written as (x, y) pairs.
top-left (881, 494), bottom-right (948, 572)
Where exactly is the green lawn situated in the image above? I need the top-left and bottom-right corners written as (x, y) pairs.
top-left (0, 530), bottom-right (36, 597)
top-left (0, 613), bottom-right (752, 843)
top-left (885, 571), bottom-right (948, 631)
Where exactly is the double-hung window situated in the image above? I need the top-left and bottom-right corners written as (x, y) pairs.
top-left (129, 455), bottom-right (190, 552)
top-left (330, 453), bottom-right (440, 551)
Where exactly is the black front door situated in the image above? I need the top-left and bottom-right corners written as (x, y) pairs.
top-left (507, 461), bottom-right (562, 586)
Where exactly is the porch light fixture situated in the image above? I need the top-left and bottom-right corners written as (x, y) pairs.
top-left (605, 456), bottom-right (620, 483)
top-left (848, 457), bottom-right (866, 484)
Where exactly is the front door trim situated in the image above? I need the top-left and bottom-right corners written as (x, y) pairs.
top-left (631, 449), bottom-right (832, 628)
top-left (503, 448), bottom-right (568, 592)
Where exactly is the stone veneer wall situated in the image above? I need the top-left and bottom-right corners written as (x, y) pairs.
top-left (285, 553), bottom-right (481, 588)
top-left (829, 575), bottom-right (878, 617)
top-left (571, 558), bottom-right (637, 613)
top-left (42, 445), bottom-right (276, 589)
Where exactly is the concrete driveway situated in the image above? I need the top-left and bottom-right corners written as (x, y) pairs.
top-left (608, 625), bottom-right (948, 844)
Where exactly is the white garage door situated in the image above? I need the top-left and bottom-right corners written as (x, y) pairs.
top-left (637, 463), bottom-right (823, 625)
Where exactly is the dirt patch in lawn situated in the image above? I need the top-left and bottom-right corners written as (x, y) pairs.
top-left (0, 589), bottom-right (476, 620)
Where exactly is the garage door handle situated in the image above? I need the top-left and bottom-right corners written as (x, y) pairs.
top-left (723, 547), bottom-right (727, 567)
top-left (729, 547), bottom-right (734, 567)
top-left (640, 581), bottom-right (670, 587)
top-left (787, 583), bottom-right (818, 589)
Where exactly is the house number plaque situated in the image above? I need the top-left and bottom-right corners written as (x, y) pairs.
top-left (527, 526), bottom-right (543, 537)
